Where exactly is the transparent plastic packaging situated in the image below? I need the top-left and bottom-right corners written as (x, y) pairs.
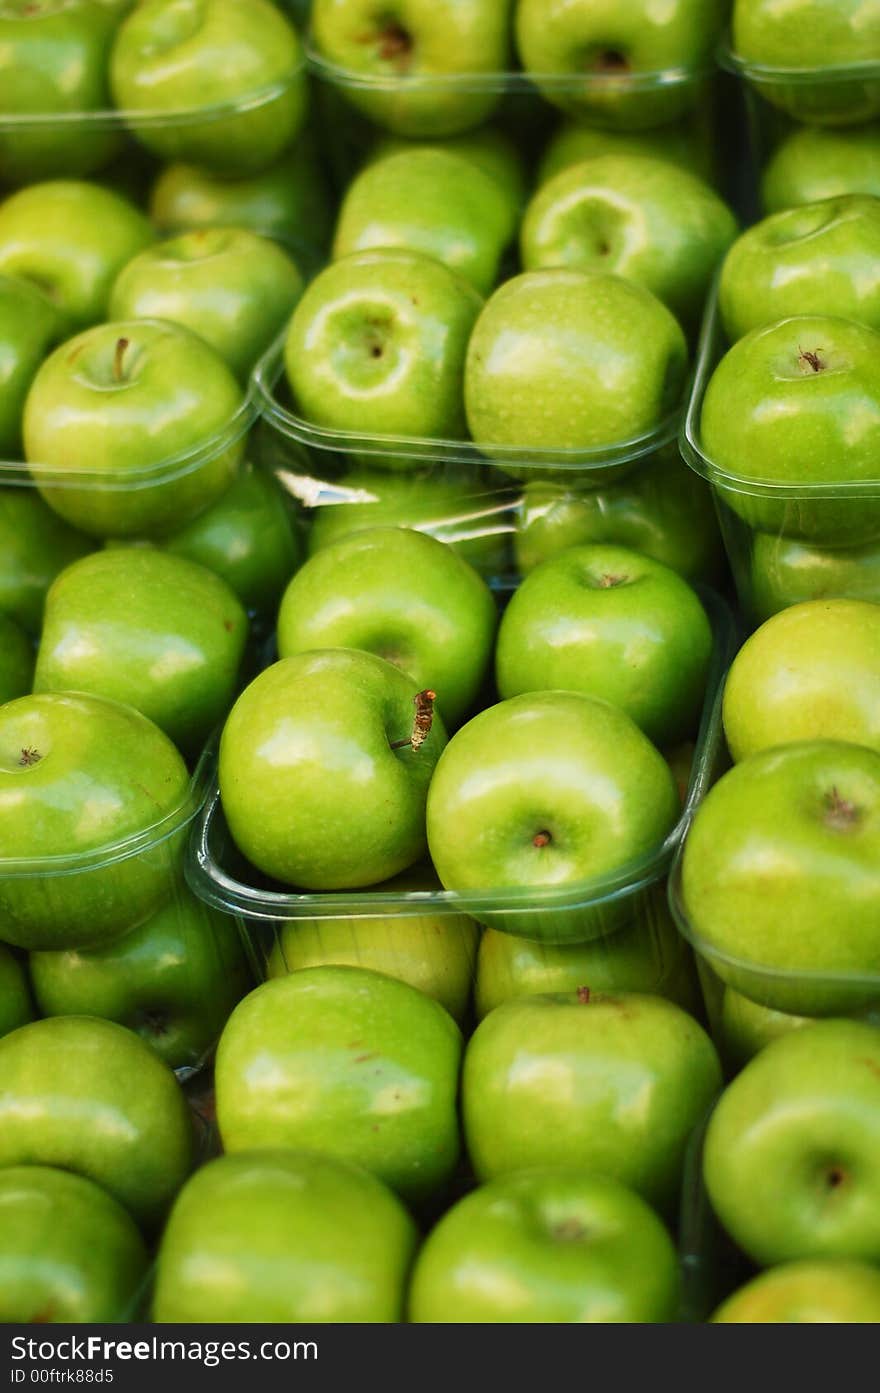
top-left (679, 278), bottom-right (880, 624)
top-left (677, 1111), bottom-right (753, 1322)
top-left (0, 747), bottom-right (252, 1082)
top-left (719, 35), bottom-right (880, 132)
top-left (186, 588), bottom-right (734, 990)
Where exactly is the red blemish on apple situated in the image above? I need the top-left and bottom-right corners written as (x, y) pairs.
top-left (860, 1057), bottom-right (880, 1081)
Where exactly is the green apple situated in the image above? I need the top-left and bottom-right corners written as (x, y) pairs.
top-left (0, 612), bottom-right (33, 704)
top-left (0, 488), bottom-right (93, 635)
top-left (215, 965), bottom-right (462, 1205)
top-left (149, 134), bottom-right (335, 251)
top-left (720, 196), bottom-right (880, 342)
top-left (0, 944), bottom-right (33, 1037)
top-left (408, 1170), bottom-right (680, 1323)
top-left (704, 1019), bottom-right (880, 1264)
top-left (153, 1149), bottom-right (417, 1322)
top-left (219, 649), bottom-right (447, 890)
top-left (538, 117), bottom-right (716, 186)
top-left (720, 985), bottom-right (813, 1069)
top-left (0, 181), bottom-right (154, 339)
top-left (24, 318), bottom-right (246, 538)
top-left (109, 228), bottom-right (303, 383)
top-left (156, 460), bottom-right (301, 616)
top-left (0, 691), bottom-right (189, 950)
top-left (464, 269), bottom-right (688, 460)
top-left (751, 530), bottom-right (880, 621)
top-left (762, 124), bottom-right (880, 214)
top-left (474, 890), bottom-right (701, 1020)
top-left (732, 0), bottom-right (880, 125)
top-left (30, 892), bottom-right (253, 1073)
top-left (723, 599), bottom-right (880, 761)
top-left (266, 867), bottom-right (478, 1024)
top-left (0, 1015), bottom-right (194, 1230)
top-left (333, 149), bottom-right (514, 295)
top-left (700, 315), bottom-right (880, 545)
top-left (110, 0), bottom-right (308, 174)
top-left (681, 740), bottom-right (880, 1015)
top-left (310, 0), bottom-right (511, 137)
top-left (0, 275), bottom-right (60, 459)
top-left (0, 0), bottom-right (121, 186)
top-left (277, 526), bottom-right (497, 727)
top-left (366, 125), bottom-right (527, 226)
top-left (712, 1258), bottom-right (880, 1322)
top-left (426, 692), bottom-right (680, 941)
top-left (514, 447), bottom-right (723, 583)
top-left (463, 989), bottom-right (721, 1210)
top-left (284, 249), bottom-right (482, 445)
top-left (521, 155), bottom-right (737, 329)
top-left (516, 0), bottom-right (724, 128)
top-left (495, 544), bottom-right (712, 746)
top-left (0, 1165), bottom-right (149, 1324)
top-left (34, 548), bottom-right (247, 755)
top-left (306, 463), bottom-right (513, 581)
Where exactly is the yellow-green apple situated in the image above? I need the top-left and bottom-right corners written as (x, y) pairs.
top-left (0, 1015), bottom-right (194, 1229)
top-left (0, 0), bottom-right (120, 185)
top-left (266, 867), bottom-right (479, 1024)
top-left (704, 1019), bottom-right (880, 1264)
top-left (465, 269), bottom-right (687, 460)
top-left (426, 691), bottom-right (680, 940)
top-left (34, 548), bottom-right (248, 755)
top-left (0, 613), bottom-right (33, 704)
top-left (152, 1150), bottom-right (417, 1323)
top-left (367, 125), bottom-right (527, 222)
top-left (219, 649), bottom-right (447, 890)
top-left (29, 892), bottom-right (253, 1073)
top-left (277, 526), bottom-right (497, 727)
top-left (109, 0), bottom-right (308, 173)
top-left (712, 1258), bottom-right (880, 1322)
top-left (723, 599), bottom-right (880, 761)
top-left (516, 0), bottom-right (725, 127)
top-left (720, 196), bottom-right (880, 341)
top-left (521, 155), bottom-right (737, 328)
top-left (474, 891), bottom-right (700, 1019)
top-left (495, 544), bottom-right (712, 746)
top-left (538, 117), bottom-right (715, 186)
top-left (0, 181), bottom-right (153, 338)
top-left (0, 944), bottom-right (33, 1037)
top-left (514, 447), bottom-right (722, 582)
top-left (109, 228), bottom-right (303, 382)
top-left (214, 965), bottom-right (462, 1206)
top-left (699, 315), bottom-right (880, 545)
top-left (462, 989), bottom-right (721, 1210)
top-left (720, 985), bottom-right (812, 1069)
top-left (0, 1166), bottom-right (149, 1324)
top-left (0, 489), bottom-right (93, 635)
top-left (149, 134), bottom-right (335, 249)
top-left (681, 741), bottom-right (880, 1014)
top-left (310, 0), bottom-right (511, 137)
top-left (0, 275), bottom-right (60, 458)
top-left (408, 1170), bottom-right (680, 1323)
top-left (333, 149), bottom-right (514, 294)
top-left (24, 319), bottom-right (246, 538)
top-left (0, 691), bottom-right (189, 950)
top-left (306, 463), bottom-right (512, 580)
top-left (750, 531), bottom-right (880, 621)
top-left (762, 124), bottom-right (880, 214)
top-left (284, 249), bottom-right (482, 448)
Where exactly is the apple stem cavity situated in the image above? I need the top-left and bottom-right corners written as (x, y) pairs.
top-left (798, 346), bottom-right (826, 373)
top-left (577, 986), bottom-right (591, 1005)
top-left (592, 48), bottom-right (630, 75)
top-left (824, 786), bottom-right (860, 830)
top-left (113, 337), bottom-right (130, 383)
top-left (551, 1217), bottom-right (588, 1242)
top-left (533, 830), bottom-right (552, 848)
top-left (374, 20), bottom-right (413, 66)
top-left (390, 689), bottom-right (436, 753)
top-left (18, 747), bottom-right (41, 767)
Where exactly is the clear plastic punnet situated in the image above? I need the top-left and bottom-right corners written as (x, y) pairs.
top-left (185, 587), bottom-right (734, 1008)
top-left (679, 277), bottom-right (880, 625)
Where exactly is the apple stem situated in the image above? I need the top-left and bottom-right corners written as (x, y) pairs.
top-left (533, 830), bottom-right (552, 847)
top-left (390, 689), bottom-right (436, 753)
top-left (18, 747), bottom-right (41, 767)
top-left (113, 337), bottom-right (130, 383)
top-left (577, 986), bottom-right (591, 1004)
top-left (798, 347), bottom-right (825, 373)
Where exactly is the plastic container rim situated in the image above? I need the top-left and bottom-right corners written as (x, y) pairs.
top-left (717, 32), bottom-right (880, 87)
top-left (253, 328), bottom-right (686, 476)
top-left (681, 275), bottom-right (880, 500)
top-left (184, 586), bottom-right (735, 923)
